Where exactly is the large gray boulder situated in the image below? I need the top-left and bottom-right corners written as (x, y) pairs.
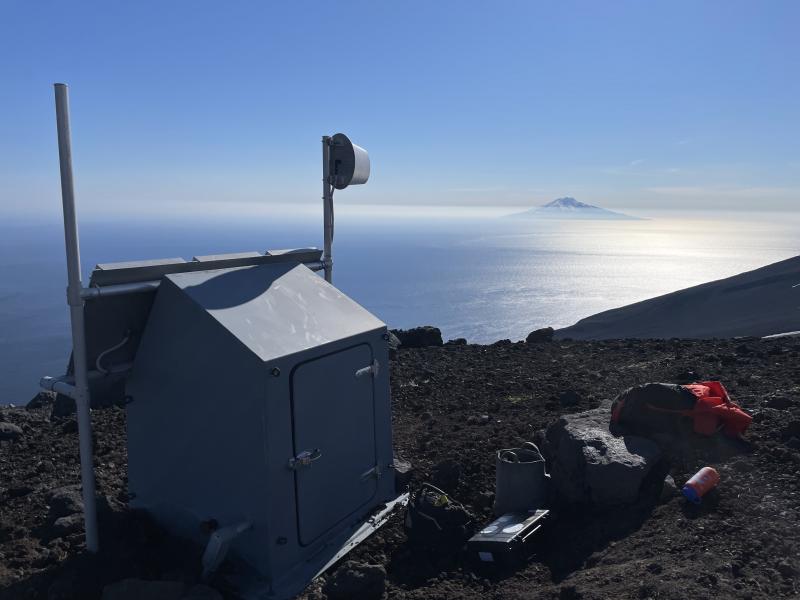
top-left (544, 406), bottom-right (662, 506)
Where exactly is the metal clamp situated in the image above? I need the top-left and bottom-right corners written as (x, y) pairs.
top-left (288, 448), bottom-right (322, 470)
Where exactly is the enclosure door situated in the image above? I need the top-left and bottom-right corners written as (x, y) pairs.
top-left (291, 343), bottom-right (378, 546)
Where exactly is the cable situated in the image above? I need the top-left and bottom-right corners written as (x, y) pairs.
top-left (95, 332), bottom-right (131, 375)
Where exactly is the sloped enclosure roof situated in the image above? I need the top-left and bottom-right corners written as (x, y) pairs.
top-left (167, 262), bottom-right (385, 362)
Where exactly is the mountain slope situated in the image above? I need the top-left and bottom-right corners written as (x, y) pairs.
top-left (556, 255), bottom-right (800, 340)
top-left (511, 197), bottom-right (641, 220)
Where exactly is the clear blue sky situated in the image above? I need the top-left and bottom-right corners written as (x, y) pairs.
top-left (1, 1), bottom-right (798, 218)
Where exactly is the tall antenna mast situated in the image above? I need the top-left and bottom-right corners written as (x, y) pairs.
top-left (53, 83), bottom-right (99, 552)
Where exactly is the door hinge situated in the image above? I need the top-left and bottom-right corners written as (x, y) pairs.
top-left (355, 359), bottom-right (380, 379)
top-left (288, 448), bottom-right (322, 470)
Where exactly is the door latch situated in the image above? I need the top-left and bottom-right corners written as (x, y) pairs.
top-left (355, 359), bottom-right (380, 379)
top-left (288, 448), bottom-right (322, 470)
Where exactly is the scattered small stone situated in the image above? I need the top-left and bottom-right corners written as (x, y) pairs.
top-left (432, 459), bottom-right (461, 492)
top-left (660, 475), bottom-right (678, 501)
top-left (323, 561), bottom-right (386, 600)
top-left (7, 485), bottom-right (35, 498)
top-left (47, 485), bottom-right (84, 519)
top-left (37, 460), bottom-right (56, 474)
top-left (52, 394), bottom-right (77, 418)
top-left (782, 421), bottom-right (800, 441)
top-left (674, 370), bottom-right (700, 383)
top-left (26, 392), bottom-right (54, 410)
top-left (775, 560), bottom-right (797, 579)
top-left (392, 458), bottom-right (413, 492)
top-left (387, 332), bottom-right (401, 358)
top-left (473, 490), bottom-right (494, 509)
top-left (558, 389), bottom-right (583, 407)
top-left (765, 395), bottom-right (795, 410)
top-left (646, 562), bottom-right (663, 574)
top-left (60, 419), bottom-right (78, 434)
top-left (0, 422), bottom-right (23, 441)
top-left (526, 327), bottom-right (554, 343)
top-left (51, 514), bottom-right (83, 537)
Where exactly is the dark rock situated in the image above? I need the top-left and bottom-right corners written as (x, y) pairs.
top-left (445, 338), bottom-right (467, 346)
top-left (431, 459), bottom-right (461, 492)
top-left (782, 421), bottom-right (800, 441)
top-left (776, 560), bottom-right (797, 579)
top-left (473, 490), bottom-right (494, 509)
top-left (526, 327), bottom-right (554, 343)
top-left (387, 332), bottom-right (401, 358)
top-left (543, 405), bottom-right (662, 506)
top-left (764, 395), bottom-right (795, 410)
top-left (674, 370), bottom-right (700, 383)
top-left (7, 485), bottom-right (35, 498)
top-left (51, 514), bottom-right (83, 537)
top-left (61, 419), bottom-right (78, 434)
top-left (492, 339), bottom-right (512, 346)
top-left (26, 392), bottom-right (54, 410)
top-left (100, 579), bottom-right (185, 600)
top-left (52, 394), bottom-right (76, 418)
top-left (558, 390), bottom-right (583, 407)
top-left (37, 460), bottom-right (56, 473)
top-left (786, 437), bottom-right (800, 450)
top-left (0, 422), bottom-right (23, 441)
top-left (392, 458), bottom-right (413, 493)
top-left (323, 561), bottom-right (386, 600)
top-left (47, 485), bottom-right (84, 519)
top-left (660, 475), bottom-right (678, 502)
top-left (391, 326), bottom-right (443, 348)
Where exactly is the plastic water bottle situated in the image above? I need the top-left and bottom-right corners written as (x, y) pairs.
top-left (682, 466), bottom-right (720, 504)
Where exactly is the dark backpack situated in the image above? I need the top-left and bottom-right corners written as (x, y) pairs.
top-left (404, 483), bottom-right (473, 547)
top-left (611, 383), bottom-right (697, 436)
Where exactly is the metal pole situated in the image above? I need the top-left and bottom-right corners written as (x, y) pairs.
top-left (53, 83), bottom-right (99, 553)
top-left (322, 136), bottom-right (333, 283)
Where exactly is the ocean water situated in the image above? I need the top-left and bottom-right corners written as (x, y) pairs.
top-left (0, 209), bottom-right (798, 405)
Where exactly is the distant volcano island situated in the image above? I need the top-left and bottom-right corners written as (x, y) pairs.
top-left (510, 197), bottom-right (643, 220)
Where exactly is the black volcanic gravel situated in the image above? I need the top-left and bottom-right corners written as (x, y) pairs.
top-left (1, 338), bottom-right (799, 599)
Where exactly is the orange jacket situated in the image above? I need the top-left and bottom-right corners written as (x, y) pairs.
top-left (681, 381), bottom-right (752, 437)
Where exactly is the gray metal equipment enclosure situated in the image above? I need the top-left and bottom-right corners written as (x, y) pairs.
top-left (126, 262), bottom-right (396, 597)
top-left (43, 84), bottom-right (403, 599)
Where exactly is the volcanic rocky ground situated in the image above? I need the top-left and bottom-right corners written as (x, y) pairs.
top-left (1, 337), bottom-right (799, 599)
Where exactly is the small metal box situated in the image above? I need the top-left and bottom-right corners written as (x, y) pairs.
top-left (467, 509), bottom-right (550, 563)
